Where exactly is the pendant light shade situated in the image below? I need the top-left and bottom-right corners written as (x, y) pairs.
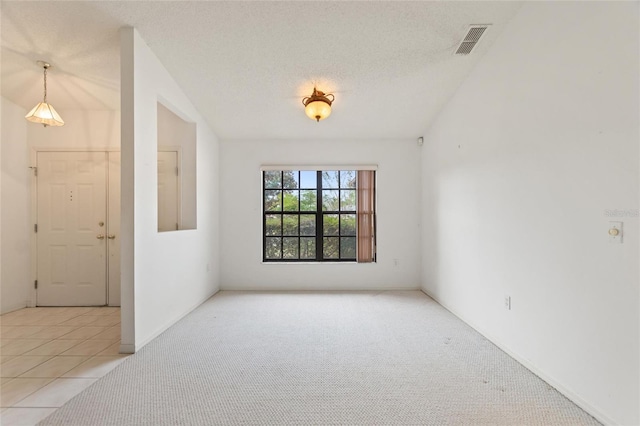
top-left (25, 62), bottom-right (64, 127)
top-left (302, 88), bottom-right (334, 122)
top-left (25, 102), bottom-right (65, 127)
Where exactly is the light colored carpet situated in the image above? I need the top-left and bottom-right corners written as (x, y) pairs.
top-left (39, 291), bottom-right (599, 425)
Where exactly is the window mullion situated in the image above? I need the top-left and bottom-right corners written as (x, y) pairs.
top-left (280, 171), bottom-right (284, 260)
top-left (316, 171), bottom-right (323, 261)
top-left (337, 171), bottom-right (341, 259)
top-left (297, 171), bottom-right (301, 261)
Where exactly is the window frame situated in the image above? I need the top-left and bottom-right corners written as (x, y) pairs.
top-left (262, 170), bottom-right (361, 263)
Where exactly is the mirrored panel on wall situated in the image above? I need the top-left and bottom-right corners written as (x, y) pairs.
top-left (157, 102), bottom-right (197, 232)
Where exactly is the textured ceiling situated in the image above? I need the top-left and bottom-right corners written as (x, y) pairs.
top-left (1, 1), bottom-right (522, 139)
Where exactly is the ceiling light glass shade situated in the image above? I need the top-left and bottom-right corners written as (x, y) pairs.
top-left (25, 102), bottom-right (65, 127)
top-left (305, 100), bottom-right (332, 122)
top-left (302, 88), bottom-right (335, 122)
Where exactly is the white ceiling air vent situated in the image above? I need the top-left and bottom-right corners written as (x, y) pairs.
top-left (455, 25), bottom-right (490, 55)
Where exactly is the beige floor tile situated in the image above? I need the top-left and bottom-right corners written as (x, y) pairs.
top-left (19, 356), bottom-right (88, 378)
top-left (0, 317), bottom-right (36, 326)
top-left (39, 308), bottom-right (87, 317)
top-left (32, 316), bottom-right (81, 326)
top-left (0, 326), bottom-right (48, 339)
top-left (60, 340), bottom-right (115, 356)
top-left (1, 356), bottom-right (52, 378)
top-left (57, 316), bottom-right (100, 327)
top-left (58, 307), bottom-right (94, 316)
top-left (57, 326), bottom-right (107, 340)
top-left (1, 339), bottom-right (51, 356)
top-left (14, 378), bottom-right (97, 408)
top-left (0, 310), bottom-right (28, 319)
top-left (0, 378), bottom-right (53, 407)
top-left (4, 308), bottom-right (57, 316)
top-left (3, 314), bottom-right (58, 326)
top-left (62, 355), bottom-right (127, 378)
top-left (85, 307), bottom-right (120, 316)
top-left (0, 339), bottom-right (16, 348)
top-left (38, 309), bottom-right (79, 317)
top-left (29, 308), bottom-right (68, 314)
top-left (27, 326), bottom-right (78, 340)
top-left (1, 378), bottom-right (14, 385)
top-left (0, 407), bottom-right (57, 426)
top-left (90, 326), bottom-right (120, 341)
top-left (95, 341), bottom-right (122, 356)
top-left (22, 339), bottom-right (84, 356)
top-left (83, 315), bottom-right (120, 327)
top-left (1, 355), bottom-right (17, 364)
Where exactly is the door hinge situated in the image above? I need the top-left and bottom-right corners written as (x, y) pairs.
top-left (34, 224), bottom-right (38, 233)
top-left (176, 223), bottom-right (179, 230)
top-left (33, 167), bottom-right (37, 176)
top-left (34, 280), bottom-right (38, 289)
top-left (175, 167), bottom-right (179, 177)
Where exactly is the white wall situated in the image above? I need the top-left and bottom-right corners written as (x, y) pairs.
top-left (1, 97), bottom-right (29, 313)
top-left (219, 138), bottom-right (421, 290)
top-left (421, 2), bottom-right (638, 425)
top-left (27, 110), bottom-right (119, 150)
top-left (120, 27), bottom-right (220, 352)
top-left (0, 99), bottom-right (120, 314)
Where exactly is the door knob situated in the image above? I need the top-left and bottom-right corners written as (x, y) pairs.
top-left (96, 234), bottom-right (105, 240)
top-left (108, 235), bottom-right (116, 240)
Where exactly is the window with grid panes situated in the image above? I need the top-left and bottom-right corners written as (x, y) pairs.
top-left (263, 170), bottom-right (358, 261)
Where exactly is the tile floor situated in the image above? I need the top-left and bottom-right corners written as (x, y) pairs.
top-left (0, 307), bottom-right (128, 426)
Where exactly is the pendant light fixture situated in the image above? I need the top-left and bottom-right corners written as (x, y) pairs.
top-left (302, 87), bottom-right (334, 122)
top-left (25, 61), bottom-right (65, 127)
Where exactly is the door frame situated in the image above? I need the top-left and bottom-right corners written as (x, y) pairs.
top-left (29, 147), bottom-right (120, 307)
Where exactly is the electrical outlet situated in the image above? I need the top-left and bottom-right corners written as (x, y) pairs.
top-left (504, 295), bottom-right (511, 310)
top-left (393, 259), bottom-right (399, 267)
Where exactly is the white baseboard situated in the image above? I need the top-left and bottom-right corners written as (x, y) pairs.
top-left (420, 288), bottom-right (617, 426)
top-left (219, 286), bottom-right (421, 292)
top-left (133, 288), bottom-right (220, 352)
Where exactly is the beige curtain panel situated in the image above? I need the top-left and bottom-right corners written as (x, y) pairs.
top-left (356, 170), bottom-right (376, 263)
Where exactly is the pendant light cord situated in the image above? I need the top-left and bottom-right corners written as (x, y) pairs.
top-left (43, 66), bottom-right (48, 103)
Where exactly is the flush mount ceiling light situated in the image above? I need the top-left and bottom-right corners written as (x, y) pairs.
top-left (302, 87), bottom-right (335, 122)
top-left (25, 61), bottom-right (65, 127)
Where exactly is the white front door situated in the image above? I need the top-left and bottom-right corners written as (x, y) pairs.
top-left (36, 151), bottom-right (121, 307)
top-left (37, 152), bottom-right (108, 306)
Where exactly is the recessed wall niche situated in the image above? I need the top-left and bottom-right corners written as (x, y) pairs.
top-left (157, 102), bottom-right (197, 232)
